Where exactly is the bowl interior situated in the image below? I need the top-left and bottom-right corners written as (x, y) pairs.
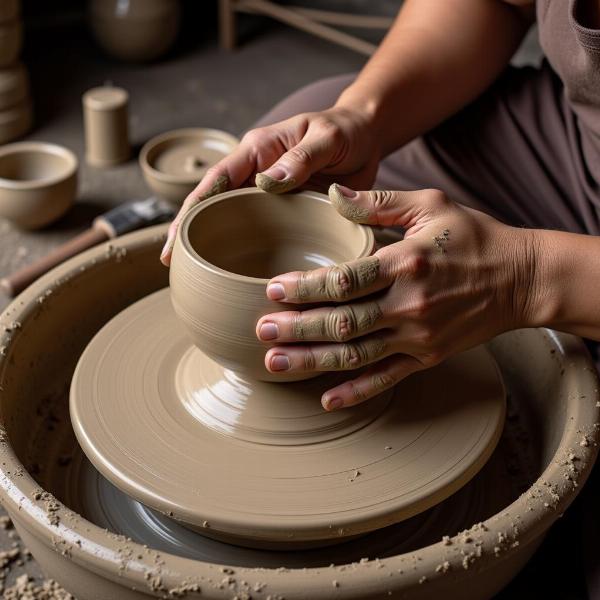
top-left (186, 191), bottom-right (370, 279)
top-left (0, 149), bottom-right (71, 183)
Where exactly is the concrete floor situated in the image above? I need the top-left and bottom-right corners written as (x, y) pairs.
top-left (0, 7), bottom-right (586, 599)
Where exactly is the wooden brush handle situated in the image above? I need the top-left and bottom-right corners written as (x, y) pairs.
top-left (0, 227), bottom-right (108, 297)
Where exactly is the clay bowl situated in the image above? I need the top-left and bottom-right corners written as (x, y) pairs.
top-left (0, 19), bottom-right (22, 68)
top-left (0, 141), bottom-right (77, 229)
top-left (170, 188), bottom-right (375, 381)
top-left (0, 62), bottom-right (29, 111)
top-left (89, 0), bottom-right (180, 62)
top-left (140, 128), bottom-right (239, 203)
top-left (0, 224), bottom-right (598, 599)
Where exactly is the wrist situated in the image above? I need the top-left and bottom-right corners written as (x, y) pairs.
top-left (509, 227), bottom-right (559, 330)
top-left (334, 84), bottom-right (387, 147)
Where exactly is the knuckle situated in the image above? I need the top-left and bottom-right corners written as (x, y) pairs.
top-left (240, 127), bottom-right (264, 147)
top-left (420, 349), bottom-right (444, 367)
top-left (325, 265), bottom-right (354, 300)
top-left (411, 292), bottom-right (433, 318)
top-left (349, 381), bottom-right (368, 404)
top-left (371, 371), bottom-right (397, 392)
top-left (303, 348), bottom-right (317, 371)
top-left (286, 145), bottom-right (312, 167)
top-left (402, 251), bottom-right (429, 279)
top-left (341, 343), bottom-right (364, 368)
top-left (423, 188), bottom-right (450, 209)
top-left (316, 118), bottom-right (343, 144)
top-left (325, 307), bottom-right (357, 342)
top-left (415, 325), bottom-right (436, 348)
top-left (368, 190), bottom-right (395, 211)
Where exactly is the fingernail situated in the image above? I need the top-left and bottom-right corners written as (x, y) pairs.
top-left (259, 322), bottom-right (279, 341)
top-left (270, 354), bottom-right (290, 371)
top-left (160, 236), bottom-right (174, 262)
top-left (325, 397), bottom-right (344, 411)
top-left (261, 165), bottom-right (287, 181)
top-left (267, 283), bottom-right (286, 301)
top-left (335, 184), bottom-right (358, 199)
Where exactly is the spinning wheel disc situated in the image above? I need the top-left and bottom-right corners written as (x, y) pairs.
top-left (70, 289), bottom-right (506, 549)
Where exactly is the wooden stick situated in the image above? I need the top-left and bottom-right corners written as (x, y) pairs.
top-left (269, 6), bottom-right (393, 29)
top-left (236, 0), bottom-right (378, 56)
top-left (219, 0), bottom-right (237, 50)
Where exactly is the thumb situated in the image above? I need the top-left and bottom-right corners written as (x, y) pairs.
top-left (329, 183), bottom-right (450, 230)
top-left (256, 129), bottom-right (337, 194)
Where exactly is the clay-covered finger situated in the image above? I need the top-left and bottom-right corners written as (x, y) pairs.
top-left (256, 301), bottom-right (383, 343)
top-left (321, 354), bottom-right (423, 410)
top-left (264, 334), bottom-right (390, 375)
top-left (160, 147), bottom-right (258, 266)
top-left (266, 255), bottom-right (390, 304)
top-left (256, 119), bottom-right (342, 194)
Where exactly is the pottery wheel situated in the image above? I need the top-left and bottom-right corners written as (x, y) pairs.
top-left (70, 288), bottom-right (506, 549)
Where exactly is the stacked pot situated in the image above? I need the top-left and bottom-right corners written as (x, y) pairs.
top-left (0, 0), bottom-right (31, 145)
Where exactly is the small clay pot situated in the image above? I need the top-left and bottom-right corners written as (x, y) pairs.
top-left (82, 86), bottom-right (130, 167)
top-left (0, 62), bottom-right (28, 111)
top-left (0, 19), bottom-right (22, 68)
top-left (0, 141), bottom-right (78, 229)
top-left (170, 188), bottom-right (375, 381)
top-left (140, 128), bottom-right (239, 203)
top-left (0, 0), bottom-right (19, 24)
top-left (89, 0), bottom-right (180, 62)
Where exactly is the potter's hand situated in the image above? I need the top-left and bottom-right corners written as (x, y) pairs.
top-left (160, 107), bottom-right (381, 265)
top-left (256, 184), bottom-right (542, 410)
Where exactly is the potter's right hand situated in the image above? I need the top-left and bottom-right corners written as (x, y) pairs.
top-left (160, 106), bottom-right (381, 265)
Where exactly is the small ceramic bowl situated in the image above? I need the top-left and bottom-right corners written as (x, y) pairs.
top-left (89, 0), bottom-right (180, 62)
top-left (140, 127), bottom-right (239, 203)
top-left (0, 141), bottom-right (78, 229)
top-left (170, 188), bottom-right (375, 381)
top-left (0, 62), bottom-right (29, 111)
top-left (0, 19), bottom-right (22, 68)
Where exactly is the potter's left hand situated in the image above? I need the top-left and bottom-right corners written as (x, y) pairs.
top-left (256, 184), bottom-right (543, 410)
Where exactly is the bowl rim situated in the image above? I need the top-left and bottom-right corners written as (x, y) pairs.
top-left (0, 224), bottom-right (598, 597)
top-left (176, 187), bottom-right (376, 286)
top-left (0, 141), bottom-right (78, 190)
top-left (139, 127), bottom-right (239, 186)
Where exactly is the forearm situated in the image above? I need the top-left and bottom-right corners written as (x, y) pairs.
top-left (530, 230), bottom-right (600, 341)
top-left (335, 0), bottom-right (533, 155)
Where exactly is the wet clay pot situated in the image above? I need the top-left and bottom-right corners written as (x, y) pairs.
top-left (0, 19), bottom-right (22, 68)
top-left (140, 128), bottom-right (239, 203)
top-left (0, 62), bottom-right (29, 111)
top-left (0, 225), bottom-right (598, 599)
top-left (0, 141), bottom-right (78, 229)
top-left (89, 0), bottom-right (180, 62)
top-left (170, 188), bottom-right (375, 381)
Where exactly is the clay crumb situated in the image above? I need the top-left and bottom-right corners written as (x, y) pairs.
top-left (580, 434), bottom-right (590, 447)
top-left (442, 535), bottom-right (452, 546)
top-left (419, 576), bottom-right (427, 584)
top-left (332, 579), bottom-right (340, 588)
top-left (348, 469), bottom-right (361, 482)
top-left (435, 561), bottom-right (451, 573)
top-left (202, 519), bottom-right (210, 528)
top-left (384, 445), bottom-right (392, 450)
top-left (3, 574), bottom-right (74, 599)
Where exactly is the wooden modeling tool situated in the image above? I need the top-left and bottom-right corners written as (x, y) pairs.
top-left (0, 197), bottom-right (175, 297)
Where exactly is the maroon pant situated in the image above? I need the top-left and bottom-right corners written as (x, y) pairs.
top-left (253, 64), bottom-right (600, 598)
